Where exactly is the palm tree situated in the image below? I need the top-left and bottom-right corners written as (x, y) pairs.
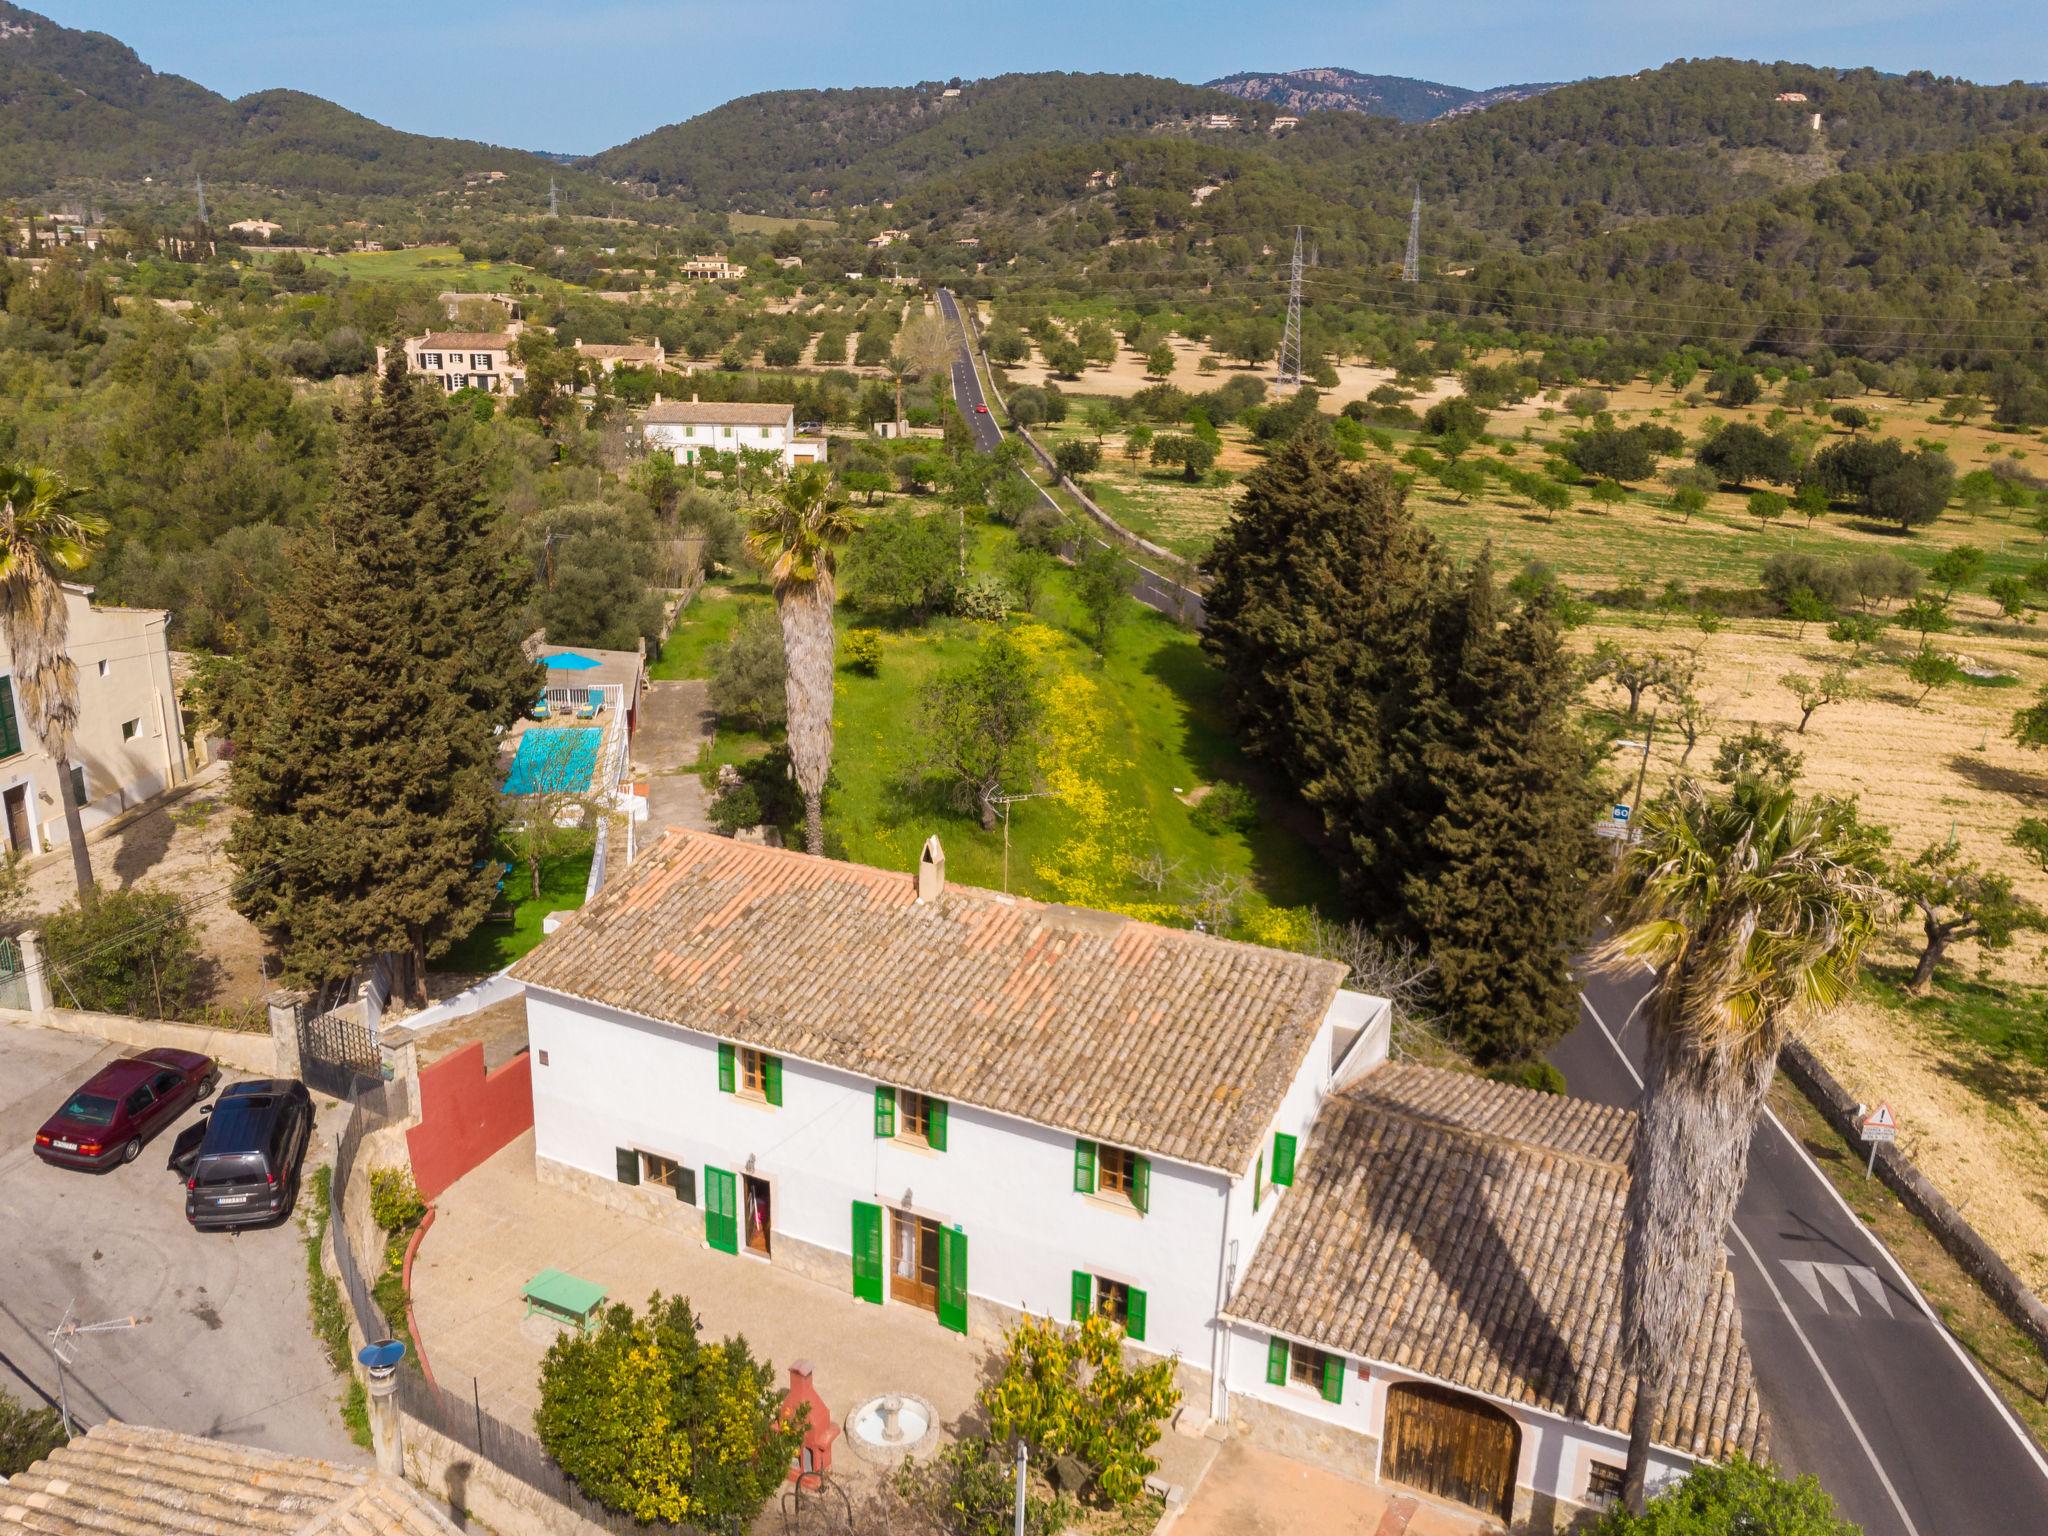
top-left (1594, 776), bottom-right (1887, 1512)
top-left (0, 462), bottom-right (110, 899)
top-left (745, 464), bottom-right (856, 855)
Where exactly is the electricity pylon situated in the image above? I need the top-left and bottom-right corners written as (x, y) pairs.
top-left (1402, 186), bottom-right (1421, 283)
top-left (1277, 226), bottom-right (1304, 389)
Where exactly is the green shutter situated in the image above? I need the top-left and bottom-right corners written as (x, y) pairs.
top-left (1273, 1132), bottom-right (1297, 1188)
top-left (1253, 1150), bottom-right (1262, 1213)
top-left (926, 1098), bottom-right (948, 1152)
top-left (615, 1147), bottom-right (639, 1185)
top-left (704, 1166), bottom-right (737, 1254)
top-left (1132, 1155), bottom-right (1150, 1215)
top-left (764, 1054), bottom-right (783, 1106)
top-left (1321, 1354), bottom-right (1345, 1405)
top-left (1071, 1270), bottom-right (1093, 1323)
top-left (1266, 1336), bottom-right (1288, 1386)
top-left (851, 1201), bottom-right (883, 1304)
top-left (937, 1227), bottom-right (967, 1335)
top-left (1072, 1139), bottom-right (1096, 1194)
top-left (0, 677), bottom-right (18, 759)
top-left (1126, 1287), bottom-right (1147, 1343)
top-left (874, 1086), bottom-right (895, 1137)
top-left (717, 1042), bottom-right (735, 1093)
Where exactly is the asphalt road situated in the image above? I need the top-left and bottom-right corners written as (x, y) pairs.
top-left (0, 1020), bottom-right (362, 1460)
top-left (937, 288), bottom-right (1007, 454)
top-left (1554, 967), bottom-right (2048, 1535)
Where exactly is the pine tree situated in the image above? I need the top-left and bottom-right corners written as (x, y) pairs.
top-left (1394, 551), bottom-right (1604, 1061)
top-left (227, 370), bottom-right (506, 1003)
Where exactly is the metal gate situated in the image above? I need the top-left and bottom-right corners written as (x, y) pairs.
top-left (0, 936), bottom-right (27, 1012)
top-left (297, 1007), bottom-right (384, 1099)
top-left (1382, 1381), bottom-right (1520, 1521)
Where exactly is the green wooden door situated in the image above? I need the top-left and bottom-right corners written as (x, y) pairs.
top-left (704, 1165), bottom-right (738, 1254)
top-left (936, 1226), bottom-right (968, 1335)
top-left (851, 1200), bottom-right (884, 1304)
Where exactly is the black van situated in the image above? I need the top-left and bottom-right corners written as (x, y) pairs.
top-left (183, 1079), bottom-right (313, 1231)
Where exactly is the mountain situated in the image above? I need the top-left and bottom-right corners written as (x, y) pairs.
top-left (581, 73), bottom-right (1274, 210)
top-left (0, 1), bottom-right (568, 198)
top-left (1204, 67), bottom-right (1563, 122)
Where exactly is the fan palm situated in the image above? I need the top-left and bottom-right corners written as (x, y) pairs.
top-left (0, 462), bottom-right (109, 899)
top-left (745, 464), bottom-right (856, 855)
top-left (1594, 776), bottom-right (1888, 1511)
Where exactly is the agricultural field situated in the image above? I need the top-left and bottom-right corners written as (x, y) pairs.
top-left (274, 244), bottom-right (557, 290)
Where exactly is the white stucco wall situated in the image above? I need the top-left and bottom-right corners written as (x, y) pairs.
top-left (526, 986), bottom-right (1237, 1366)
top-left (643, 416), bottom-right (797, 467)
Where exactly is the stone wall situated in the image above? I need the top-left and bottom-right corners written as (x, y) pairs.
top-left (403, 1413), bottom-right (615, 1536)
top-left (0, 1003), bottom-right (276, 1074)
top-left (1227, 1389), bottom-right (1380, 1484)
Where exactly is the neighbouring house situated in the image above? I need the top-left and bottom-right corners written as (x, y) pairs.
top-left (575, 339), bottom-right (668, 376)
top-left (1776, 91), bottom-right (1810, 102)
top-left (228, 217), bottom-right (283, 240)
top-left (1270, 115), bottom-right (1301, 132)
top-left (0, 1420), bottom-right (463, 1533)
top-left (380, 329), bottom-right (527, 394)
top-left (438, 289), bottom-right (526, 322)
top-left (526, 637), bottom-right (645, 736)
top-left (1202, 112), bottom-right (1242, 130)
top-left (866, 229), bottom-right (907, 249)
top-left (774, 254), bottom-right (805, 269)
top-left (640, 395), bottom-right (826, 469)
top-left (0, 585), bottom-right (192, 858)
top-left (508, 832), bottom-right (1764, 1531)
top-left (680, 256), bottom-right (746, 281)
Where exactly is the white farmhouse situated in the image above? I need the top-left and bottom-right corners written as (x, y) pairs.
top-left (639, 396), bottom-right (825, 469)
top-left (510, 832), bottom-right (1762, 1530)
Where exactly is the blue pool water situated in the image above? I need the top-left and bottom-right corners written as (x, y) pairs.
top-left (503, 728), bottom-right (600, 795)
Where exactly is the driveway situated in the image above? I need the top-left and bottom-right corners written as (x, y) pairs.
top-left (0, 1019), bottom-right (363, 1461)
top-left (633, 679), bottom-right (712, 836)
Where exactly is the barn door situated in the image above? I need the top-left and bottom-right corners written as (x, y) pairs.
top-left (1382, 1381), bottom-right (1519, 1522)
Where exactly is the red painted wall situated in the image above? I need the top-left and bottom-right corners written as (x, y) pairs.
top-left (406, 1040), bottom-right (533, 1201)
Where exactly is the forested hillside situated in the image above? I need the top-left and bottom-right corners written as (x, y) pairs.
top-left (0, 1), bottom-right (567, 196)
top-left (1204, 66), bottom-right (1561, 121)
top-left (582, 73), bottom-right (1274, 209)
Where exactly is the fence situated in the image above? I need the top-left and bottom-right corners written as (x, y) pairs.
top-left (328, 1079), bottom-right (726, 1536)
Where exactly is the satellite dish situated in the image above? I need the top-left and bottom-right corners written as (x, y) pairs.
top-left (357, 1339), bottom-right (407, 1371)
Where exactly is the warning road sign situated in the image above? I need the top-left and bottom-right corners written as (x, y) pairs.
top-left (1860, 1102), bottom-right (1897, 1142)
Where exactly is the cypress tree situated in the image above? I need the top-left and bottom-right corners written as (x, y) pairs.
top-left (227, 368), bottom-right (506, 1003)
top-left (1396, 551), bottom-right (1604, 1061)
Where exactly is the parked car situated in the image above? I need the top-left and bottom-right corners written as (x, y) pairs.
top-left (33, 1049), bottom-right (218, 1171)
top-left (184, 1079), bottom-right (314, 1231)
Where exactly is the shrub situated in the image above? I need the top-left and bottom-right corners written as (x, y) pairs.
top-left (708, 782), bottom-right (764, 836)
top-left (0, 1391), bottom-right (66, 1478)
top-left (42, 885), bottom-right (203, 1019)
top-left (536, 1292), bottom-right (802, 1526)
top-left (979, 1313), bottom-right (1180, 1508)
top-left (876, 1441), bottom-right (1074, 1536)
top-left (710, 609), bottom-right (788, 730)
top-left (1590, 1456), bottom-right (1858, 1535)
top-left (369, 1167), bottom-right (425, 1234)
top-left (1484, 1059), bottom-right (1567, 1095)
top-left (1190, 780), bottom-right (1259, 835)
top-left (947, 573), bottom-right (1013, 622)
top-left (843, 628), bottom-right (883, 675)
top-left (1053, 439), bottom-right (1102, 479)
top-left (1422, 395), bottom-right (1489, 440)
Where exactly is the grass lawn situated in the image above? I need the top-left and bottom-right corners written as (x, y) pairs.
top-left (437, 838), bottom-right (595, 974)
top-left (282, 246), bottom-right (558, 292)
top-left (649, 580), bottom-right (772, 680)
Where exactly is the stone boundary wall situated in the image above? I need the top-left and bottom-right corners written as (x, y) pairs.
top-left (1781, 1038), bottom-right (2048, 1354)
top-left (0, 1003), bottom-right (276, 1075)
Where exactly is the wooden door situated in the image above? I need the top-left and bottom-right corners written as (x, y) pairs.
top-left (890, 1210), bottom-right (939, 1310)
top-left (1382, 1382), bottom-right (1519, 1522)
top-left (743, 1174), bottom-right (772, 1255)
top-left (4, 785), bottom-right (28, 853)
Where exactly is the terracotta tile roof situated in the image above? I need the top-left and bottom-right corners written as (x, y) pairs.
top-left (1227, 1063), bottom-right (1767, 1463)
top-left (643, 400), bottom-right (793, 427)
top-left (416, 331), bottom-right (514, 351)
top-left (511, 830), bottom-right (1348, 1170)
top-left (0, 1421), bottom-right (461, 1535)
top-left (576, 342), bottom-right (664, 362)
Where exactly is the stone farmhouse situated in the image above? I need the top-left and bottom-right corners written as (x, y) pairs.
top-left (509, 831), bottom-right (1763, 1529)
top-left (638, 396), bottom-right (826, 470)
top-left (379, 330), bottom-right (527, 395)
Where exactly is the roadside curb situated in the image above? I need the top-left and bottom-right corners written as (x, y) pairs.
top-left (1781, 1037), bottom-right (2048, 1356)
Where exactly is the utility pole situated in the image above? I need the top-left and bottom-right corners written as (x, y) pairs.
top-left (1012, 1439), bottom-right (1029, 1536)
top-left (195, 175), bottom-right (208, 227)
top-left (548, 177), bottom-right (559, 219)
top-left (1277, 226), bottom-right (1303, 390)
top-left (1614, 711), bottom-right (1657, 862)
top-left (1402, 185), bottom-right (1421, 283)
top-left (990, 791), bottom-right (1050, 894)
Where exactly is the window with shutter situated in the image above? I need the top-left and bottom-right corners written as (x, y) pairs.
top-left (1072, 1139), bottom-right (1097, 1193)
top-left (1125, 1287), bottom-right (1147, 1343)
top-left (936, 1227), bottom-right (967, 1335)
top-left (718, 1041), bottom-right (736, 1093)
top-left (763, 1053), bottom-right (783, 1106)
top-left (1266, 1336), bottom-right (1288, 1386)
top-left (704, 1166), bottom-right (737, 1253)
top-left (1253, 1150), bottom-right (1263, 1212)
top-left (1273, 1132), bottom-right (1297, 1187)
top-left (874, 1085), bottom-right (895, 1138)
top-left (1070, 1270), bottom-right (1092, 1323)
top-left (615, 1147), bottom-right (639, 1185)
top-left (851, 1201), bottom-right (883, 1304)
top-left (0, 677), bottom-right (21, 758)
top-left (926, 1097), bottom-right (948, 1151)
top-left (1132, 1155), bottom-right (1150, 1214)
top-left (1320, 1354), bottom-right (1344, 1405)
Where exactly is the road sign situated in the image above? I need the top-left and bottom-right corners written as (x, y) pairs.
top-left (1857, 1102), bottom-right (1897, 1177)
top-left (1612, 803), bottom-right (1631, 823)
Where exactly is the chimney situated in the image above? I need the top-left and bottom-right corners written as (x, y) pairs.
top-left (916, 835), bottom-right (945, 903)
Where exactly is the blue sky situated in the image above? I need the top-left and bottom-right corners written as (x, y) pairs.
top-left (31, 0), bottom-right (2047, 155)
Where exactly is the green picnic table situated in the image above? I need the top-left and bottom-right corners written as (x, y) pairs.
top-left (522, 1268), bottom-right (607, 1334)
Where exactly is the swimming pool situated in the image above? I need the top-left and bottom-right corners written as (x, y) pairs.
top-left (503, 728), bottom-right (601, 796)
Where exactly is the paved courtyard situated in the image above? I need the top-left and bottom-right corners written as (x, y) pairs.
top-left (1170, 1441), bottom-right (1495, 1536)
top-left (409, 1131), bottom-right (1219, 1502)
top-left (633, 678), bottom-right (712, 836)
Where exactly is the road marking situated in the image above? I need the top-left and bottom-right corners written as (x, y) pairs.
top-left (1783, 1260), bottom-right (1895, 1318)
top-left (1580, 990), bottom-right (1923, 1536)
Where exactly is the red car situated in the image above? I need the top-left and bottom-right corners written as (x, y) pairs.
top-left (34, 1049), bottom-right (219, 1171)
top-left (974, 403), bottom-right (989, 414)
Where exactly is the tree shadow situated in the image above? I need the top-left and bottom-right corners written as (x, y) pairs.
top-left (1945, 752), bottom-right (2048, 803)
top-left (109, 800), bottom-right (180, 890)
